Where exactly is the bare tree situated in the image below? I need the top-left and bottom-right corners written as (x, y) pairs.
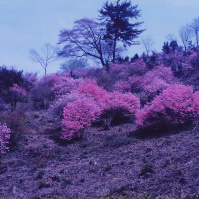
top-left (165, 34), bottom-right (177, 43)
top-left (58, 18), bottom-right (117, 71)
top-left (190, 17), bottom-right (199, 48)
top-left (179, 24), bottom-right (193, 52)
top-left (29, 43), bottom-right (58, 76)
top-left (141, 36), bottom-right (155, 56)
top-left (58, 18), bottom-right (131, 72)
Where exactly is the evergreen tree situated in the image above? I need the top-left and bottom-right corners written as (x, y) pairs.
top-left (99, 0), bottom-right (145, 63)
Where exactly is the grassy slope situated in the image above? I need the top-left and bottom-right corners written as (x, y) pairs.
top-left (0, 110), bottom-right (199, 198)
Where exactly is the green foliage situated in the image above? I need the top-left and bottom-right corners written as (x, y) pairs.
top-left (99, 0), bottom-right (145, 62)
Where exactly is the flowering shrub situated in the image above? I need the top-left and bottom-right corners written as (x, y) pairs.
top-left (136, 84), bottom-right (199, 130)
top-left (32, 74), bottom-right (63, 109)
top-left (61, 95), bottom-right (101, 140)
top-left (53, 77), bottom-right (83, 98)
top-left (50, 93), bottom-right (79, 118)
top-left (8, 84), bottom-right (27, 111)
top-left (61, 87), bottom-right (140, 140)
top-left (97, 71), bottom-right (115, 91)
top-left (142, 65), bottom-right (174, 86)
top-left (140, 65), bottom-right (174, 102)
top-left (113, 80), bottom-right (131, 93)
top-left (128, 75), bottom-right (142, 93)
top-left (77, 78), bottom-right (108, 101)
top-left (113, 75), bottom-right (142, 93)
top-left (0, 123), bottom-right (11, 155)
top-left (9, 84), bottom-right (26, 96)
top-left (128, 59), bottom-right (147, 76)
top-left (99, 92), bottom-right (140, 124)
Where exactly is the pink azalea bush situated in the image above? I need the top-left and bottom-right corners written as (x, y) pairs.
top-left (9, 84), bottom-right (27, 97)
top-left (128, 75), bottom-right (142, 92)
top-left (128, 59), bottom-right (147, 76)
top-left (99, 92), bottom-right (140, 115)
top-left (113, 75), bottom-right (142, 93)
top-left (61, 78), bottom-right (140, 140)
top-left (113, 80), bottom-right (131, 93)
top-left (0, 123), bottom-right (11, 155)
top-left (140, 65), bottom-right (174, 102)
top-left (61, 95), bottom-right (101, 140)
top-left (136, 84), bottom-right (199, 130)
top-left (53, 77), bottom-right (83, 98)
top-left (50, 93), bottom-right (80, 118)
top-left (98, 91), bottom-right (140, 125)
top-left (77, 78), bottom-right (108, 101)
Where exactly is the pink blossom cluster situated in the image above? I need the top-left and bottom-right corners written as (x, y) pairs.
top-left (61, 95), bottom-right (101, 140)
top-left (50, 93), bottom-right (80, 118)
top-left (0, 123), bottom-right (11, 155)
top-left (128, 59), bottom-right (147, 76)
top-left (9, 84), bottom-right (26, 96)
top-left (77, 78), bottom-right (108, 101)
top-left (53, 77), bottom-right (83, 98)
top-left (61, 78), bottom-right (140, 140)
top-left (114, 75), bottom-right (142, 93)
top-left (136, 84), bottom-right (199, 130)
top-left (110, 59), bottom-right (147, 79)
top-left (141, 65), bottom-right (174, 97)
top-left (99, 92), bottom-right (140, 115)
top-left (113, 80), bottom-right (131, 93)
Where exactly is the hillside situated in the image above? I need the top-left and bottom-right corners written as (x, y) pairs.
top-left (0, 109), bottom-right (199, 198)
top-left (1, 47), bottom-right (199, 198)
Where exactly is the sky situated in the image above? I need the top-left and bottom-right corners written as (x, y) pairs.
top-left (0, 0), bottom-right (199, 76)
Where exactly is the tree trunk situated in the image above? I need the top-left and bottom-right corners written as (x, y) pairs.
top-left (44, 67), bottom-right (47, 76)
top-left (112, 37), bottom-right (117, 63)
top-left (196, 30), bottom-right (198, 48)
top-left (105, 62), bottom-right (110, 72)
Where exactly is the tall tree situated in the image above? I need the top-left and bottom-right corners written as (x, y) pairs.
top-left (58, 18), bottom-right (114, 71)
top-left (29, 43), bottom-right (58, 76)
top-left (179, 24), bottom-right (193, 52)
top-left (99, 0), bottom-right (145, 62)
top-left (141, 36), bottom-right (155, 56)
top-left (190, 17), bottom-right (199, 48)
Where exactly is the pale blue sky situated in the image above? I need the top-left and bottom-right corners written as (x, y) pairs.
top-left (0, 0), bottom-right (199, 76)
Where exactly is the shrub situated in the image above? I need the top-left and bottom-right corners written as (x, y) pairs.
top-left (31, 74), bottom-right (62, 109)
top-left (136, 84), bottom-right (199, 130)
top-left (0, 109), bottom-right (28, 133)
top-left (128, 75), bottom-right (142, 93)
top-left (50, 93), bottom-right (79, 118)
top-left (97, 70), bottom-right (115, 91)
top-left (128, 59), bottom-right (147, 76)
top-left (140, 65), bottom-right (174, 103)
top-left (77, 78), bottom-right (108, 101)
top-left (8, 84), bottom-right (27, 111)
top-left (0, 123), bottom-right (11, 155)
top-left (53, 77), bottom-right (83, 98)
top-left (113, 80), bottom-right (131, 93)
top-left (52, 78), bottom-right (106, 119)
top-left (61, 83), bottom-right (140, 140)
top-left (61, 95), bottom-right (101, 140)
top-left (113, 75), bottom-right (142, 93)
top-left (99, 92), bottom-right (140, 124)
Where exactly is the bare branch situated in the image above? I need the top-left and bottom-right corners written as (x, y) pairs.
top-left (29, 43), bottom-right (58, 75)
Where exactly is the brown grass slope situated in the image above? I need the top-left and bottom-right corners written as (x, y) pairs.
top-left (0, 110), bottom-right (199, 198)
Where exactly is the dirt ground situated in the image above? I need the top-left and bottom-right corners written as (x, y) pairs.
top-left (0, 111), bottom-right (199, 198)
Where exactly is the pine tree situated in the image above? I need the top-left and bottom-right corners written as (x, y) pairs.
top-left (99, 0), bottom-right (145, 63)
